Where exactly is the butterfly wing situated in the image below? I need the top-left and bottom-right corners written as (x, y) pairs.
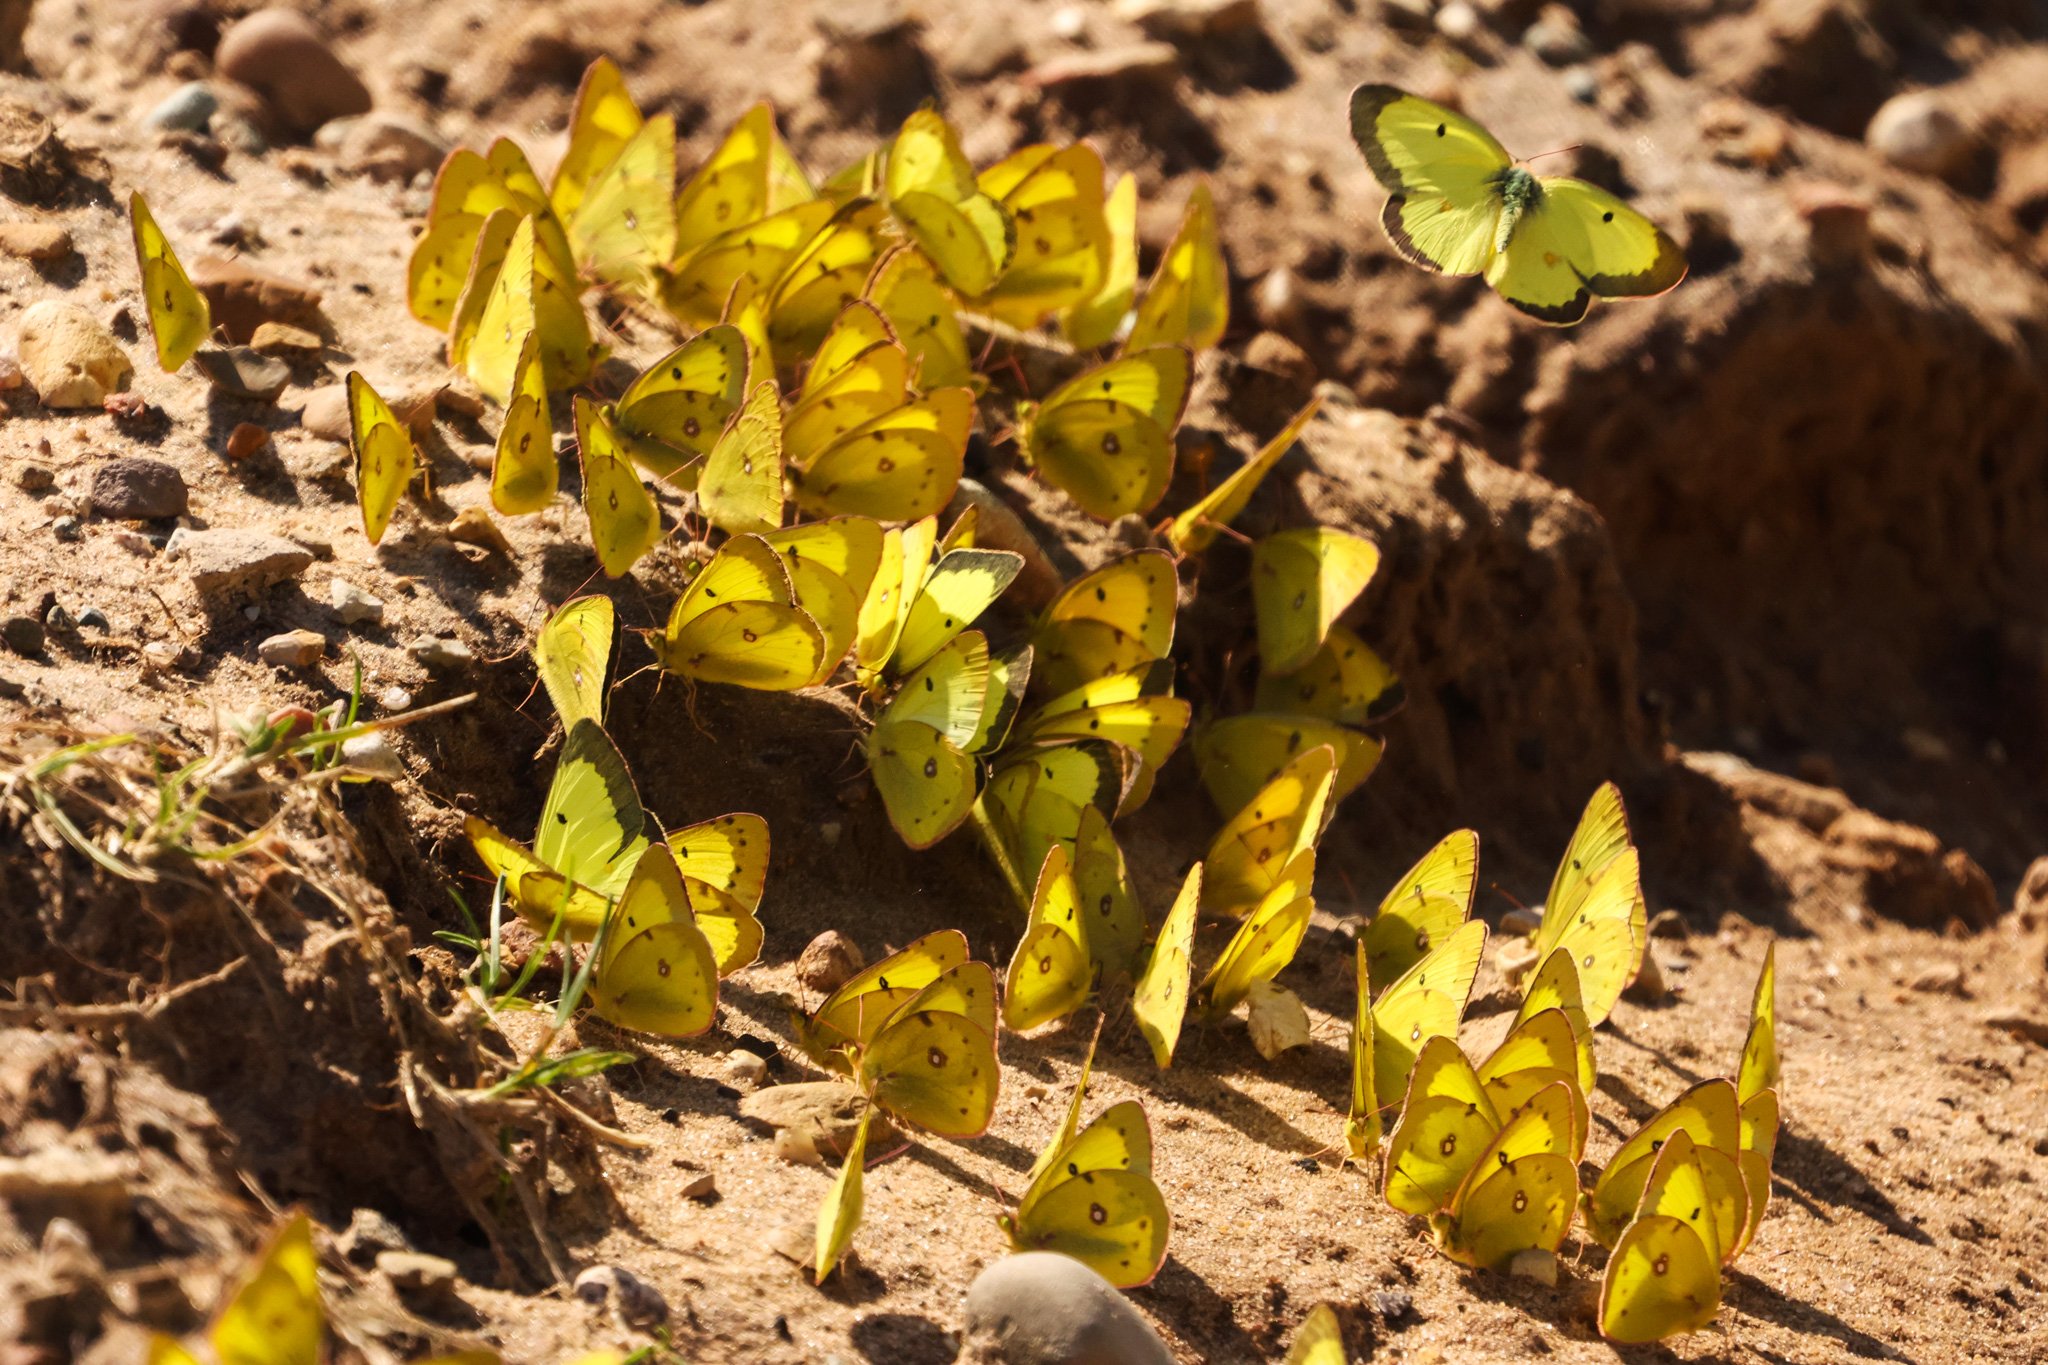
top-left (1130, 864), bottom-right (1202, 1068)
top-left (800, 929), bottom-right (968, 1064)
top-left (1491, 176), bottom-right (1687, 325)
top-left (592, 846), bottom-right (719, 1037)
top-left (1514, 948), bottom-right (1599, 1093)
top-left (1033, 549), bottom-right (1178, 696)
top-left (698, 380), bottom-right (785, 536)
top-left (977, 142), bottom-right (1108, 327)
top-left (1348, 84), bottom-right (1511, 278)
top-left (668, 812), bottom-right (770, 973)
top-left (895, 548), bottom-right (1024, 675)
top-left (791, 388), bottom-right (973, 522)
top-left (1025, 349), bottom-right (1190, 521)
top-left (130, 193), bottom-right (210, 372)
top-left (865, 244), bottom-right (976, 392)
top-left (615, 325), bottom-right (751, 482)
top-left (1062, 172), bottom-right (1139, 351)
top-left (1346, 941), bottom-right (1382, 1163)
top-left (761, 516), bottom-right (886, 684)
top-left (1169, 396), bottom-right (1321, 556)
top-left (568, 113), bottom-right (678, 296)
top-left (813, 1109), bottom-right (871, 1284)
top-left (1252, 528), bottom-right (1383, 676)
top-left (1202, 745), bottom-right (1337, 918)
top-left (860, 1008), bottom-right (999, 1137)
top-left (533, 596), bottom-right (615, 728)
top-left (1197, 851), bottom-right (1316, 1018)
top-left (1002, 845), bottom-right (1094, 1032)
top-left (1364, 829), bottom-right (1478, 993)
top-left (1192, 714), bottom-right (1384, 823)
top-left (1584, 1078), bottom-right (1741, 1247)
top-left (1739, 941), bottom-right (1779, 1103)
top-left (1254, 623), bottom-right (1406, 729)
top-left (1383, 1036), bottom-right (1498, 1216)
top-left (550, 56), bottom-right (642, 221)
top-left (1371, 920), bottom-right (1487, 1110)
top-left (1125, 181), bottom-right (1226, 352)
top-left (487, 330), bottom-right (557, 515)
top-left (657, 535), bottom-right (825, 689)
top-left (535, 718), bottom-right (649, 904)
top-left (346, 372), bottom-right (416, 546)
top-left (1599, 1214), bottom-right (1721, 1343)
top-left (573, 398), bottom-right (662, 577)
top-left (768, 198), bottom-right (890, 361)
top-left (206, 1214), bottom-right (321, 1365)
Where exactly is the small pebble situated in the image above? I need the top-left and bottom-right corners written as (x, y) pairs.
top-left (331, 575), bottom-right (386, 628)
top-left (446, 506), bottom-right (513, 555)
top-left (1648, 908), bottom-right (1688, 940)
top-left (1496, 935), bottom-right (1539, 983)
top-left (76, 608), bottom-right (108, 630)
top-left (1866, 90), bottom-right (1972, 179)
top-left (796, 930), bottom-right (865, 994)
top-left (961, 1253), bottom-right (1175, 1365)
top-left (336, 1208), bottom-right (411, 1266)
top-left (1624, 949), bottom-right (1668, 1003)
top-left (249, 321), bottom-right (322, 356)
top-left (167, 527), bottom-right (314, 595)
top-left (1, 616), bottom-right (45, 656)
top-left (300, 383), bottom-right (350, 440)
top-left (143, 640), bottom-right (189, 671)
top-left (410, 637), bottom-right (473, 674)
top-left (53, 515), bottom-right (83, 542)
top-left (572, 1265), bottom-right (670, 1331)
top-left (336, 112), bottom-right (450, 183)
top-left (1909, 961), bottom-right (1964, 996)
top-left (1499, 906), bottom-right (1543, 936)
top-left (1434, 1), bottom-right (1482, 42)
top-left (225, 422), bottom-right (272, 460)
top-left (194, 346), bottom-right (291, 402)
top-left (89, 457), bottom-right (188, 520)
top-left (1524, 4), bottom-right (1592, 64)
top-left (1371, 1288), bottom-right (1413, 1322)
top-left (190, 257), bottom-right (325, 343)
top-left (257, 629), bottom-right (325, 668)
top-left (678, 1172), bottom-right (718, 1201)
top-left (1509, 1248), bottom-right (1557, 1286)
top-left (1245, 980), bottom-right (1310, 1059)
top-left (144, 82), bottom-right (218, 134)
top-left (340, 733), bottom-right (405, 782)
top-left (112, 529), bottom-right (154, 556)
top-left (0, 221), bottom-right (73, 261)
top-left (1564, 65), bottom-right (1599, 105)
top-left (375, 1249), bottom-right (460, 1305)
top-left (721, 1050), bottom-right (769, 1091)
top-left (377, 685), bottom-right (412, 712)
top-left (17, 301), bottom-right (133, 408)
top-left (14, 463), bottom-right (55, 493)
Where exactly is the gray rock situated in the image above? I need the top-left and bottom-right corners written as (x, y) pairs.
top-left (377, 685), bottom-right (412, 711)
top-left (1371, 1287), bottom-right (1412, 1321)
top-left (961, 1253), bottom-right (1174, 1365)
top-left (1524, 5), bottom-right (1592, 64)
top-left (340, 733), bottom-right (405, 781)
top-left (76, 608), bottom-right (108, 630)
top-left (409, 637), bottom-right (473, 674)
top-left (89, 457), bottom-right (188, 520)
top-left (167, 528), bottom-right (313, 595)
top-left (145, 82), bottom-right (218, 134)
top-left (337, 112), bottom-right (449, 183)
top-left (52, 515), bottom-right (82, 542)
top-left (329, 578), bottom-right (385, 627)
top-left (335, 1207), bottom-right (411, 1266)
top-left (573, 1264), bottom-right (670, 1331)
top-left (1866, 91), bottom-right (1972, 179)
top-left (2, 615), bottom-right (44, 656)
top-left (257, 629), bottom-right (324, 667)
top-left (301, 383), bottom-right (350, 440)
top-left (193, 346), bottom-right (291, 402)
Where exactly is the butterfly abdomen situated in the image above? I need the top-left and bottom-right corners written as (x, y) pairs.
top-left (1493, 168), bottom-right (1541, 254)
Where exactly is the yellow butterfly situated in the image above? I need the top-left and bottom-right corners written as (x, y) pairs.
top-left (465, 718), bottom-right (648, 938)
top-left (1525, 782), bottom-right (1646, 1027)
top-left (612, 324), bottom-right (751, 483)
top-left (1062, 171), bottom-right (1138, 351)
top-left (533, 595), bottom-right (615, 728)
top-left (551, 56), bottom-right (643, 223)
top-left (490, 330), bottom-right (555, 515)
top-left (814, 1106), bottom-right (873, 1284)
top-left (589, 844), bottom-right (718, 1037)
top-left (1196, 848), bottom-right (1316, 1021)
top-left (1131, 862), bottom-right (1203, 1068)
top-left (882, 110), bottom-right (1015, 296)
top-left (1512, 947), bottom-right (1599, 1093)
top-left (787, 302), bottom-right (911, 466)
top-left (1167, 396), bottom-right (1321, 556)
top-left (768, 198), bottom-right (891, 361)
top-left (444, 207), bottom-right (523, 373)
top-left (1384, 1038), bottom-right (1577, 1269)
top-left (697, 380), bottom-right (785, 536)
top-left (1253, 527), bottom-right (1382, 676)
top-left (410, 139), bottom-right (570, 332)
top-left (1582, 1078), bottom-right (1747, 1250)
top-left (675, 103), bottom-right (813, 259)
top-left (1202, 744), bottom-right (1335, 919)
top-left (1253, 624), bottom-right (1406, 729)
top-left (1031, 550), bottom-right (1178, 698)
top-left (720, 271), bottom-right (775, 376)
top-left (1067, 804), bottom-right (1145, 986)
top-left (795, 928), bottom-right (968, 1067)
top-left (1191, 713), bottom-right (1384, 823)
top-left (130, 192), bottom-right (210, 371)
top-left (1125, 180), bottom-right (1228, 353)
top-left (1599, 1131), bottom-right (1724, 1342)
top-left (1002, 844), bottom-right (1093, 1032)
top-left (346, 372), bottom-right (416, 546)
top-left (978, 739), bottom-right (1133, 899)
top-left (975, 141), bottom-right (1109, 328)
top-left (760, 516), bottom-right (886, 685)
top-left (1732, 942), bottom-right (1780, 1260)
top-left (855, 513), bottom-right (1022, 685)
top-left (1006, 662), bottom-right (1189, 813)
top-left (149, 1213), bottom-right (321, 1365)
top-left (856, 961), bottom-right (1001, 1137)
top-left (1475, 1006), bottom-right (1590, 1161)
top-left (864, 244), bottom-right (977, 392)
top-left (1003, 1093), bottom-right (1171, 1288)
top-left (1349, 84), bottom-right (1687, 326)
top-left (1345, 940), bottom-right (1382, 1164)
top-left (1370, 919), bottom-right (1487, 1111)
top-left (662, 199), bottom-right (836, 330)
top-left (651, 534), bottom-right (826, 690)
top-left (568, 112), bottom-right (678, 297)
top-left (788, 385), bottom-right (974, 523)
top-left (1284, 1305), bottom-right (1346, 1365)
top-left (668, 810), bottom-right (771, 975)
top-left (463, 213), bottom-right (599, 400)
top-left (574, 397), bottom-right (662, 577)
top-left (1740, 940), bottom-right (1779, 1104)
top-left (1359, 829), bottom-right (1477, 994)
top-left (868, 630), bottom-right (999, 848)
top-left (1017, 347), bottom-right (1191, 521)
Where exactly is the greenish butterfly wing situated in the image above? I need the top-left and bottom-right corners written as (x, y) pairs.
top-left (1348, 84), bottom-right (1510, 277)
top-left (534, 718), bottom-right (648, 899)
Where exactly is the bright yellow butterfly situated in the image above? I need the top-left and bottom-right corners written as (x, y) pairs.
top-left (1740, 940), bottom-right (1779, 1104)
top-left (760, 516), bottom-right (886, 685)
top-left (855, 513), bottom-right (1022, 685)
top-left (489, 330), bottom-right (555, 515)
top-left (788, 386), bottom-right (974, 523)
top-left (768, 198), bottom-right (890, 361)
top-left (1003, 1095), bottom-right (1170, 1288)
top-left (668, 810), bottom-right (771, 975)
top-left (612, 324), bottom-right (750, 482)
top-left (1360, 829), bottom-right (1477, 994)
top-left (1345, 940), bottom-right (1382, 1164)
top-left (149, 1213), bottom-right (321, 1365)
top-left (533, 595), bottom-right (615, 728)
top-left (1062, 172), bottom-right (1137, 351)
top-left (674, 102), bottom-right (813, 260)
top-left (795, 928), bottom-right (966, 1067)
top-left (787, 301), bottom-right (911, 465)
top-left (462, 213), bottom-right (599, 400)
top-left (1732, 941), bottom-right (1781, 1261)
top-left (574, 397), bottom-right (661, 577)
top-left (978, 739), bottom-right (1133, 902)
top-left (444, 207), bottom-right (522, 373)
top-left (551, 56), bottom-right (643, 222)
top-left (1525, 782), bottom-right (1646, 1027)
top-left (1131, 862), bottom-right (1203, 1068)
top-left (975, 141), bottom-right (1109, 328)
top-left (1002, 844), bottom-right (1093, 1032)
top-left (1192, 713), bottom-right (1383, 824)
top-left (814, 1107), bottom-right (873, 1283)
top-left (1197, 849), bottom-right (1315, 1020)
top-left (864, 244), bottom-right (977, 392)
top-left (1202, 744), bottom-right (1335, 919)
top-left (651, 534), bottom-right (826, 689)
top-left (1371, 919), bottom-right (1487, 1110)
top-left (130, 192), bottom-right (210, 371)
top-left (1475, 1005), bottom-right (1590, 1161)
top-left (1007, 662), bottom-right (1189, 813)
top-left (856, 961), bottom-right (1001, 1137)
top-left (568, 112), bottom-right (678, 296)
top-left (1254, 623), bottom-right (1406, 729)
top-left (1599, 1131), bottom-right (1724, 1342)
top-left (697, 379), bottom-right (784, 536)
top-left (589, 844), bottom-right (719, 1037)
top-left (1582, 1078), bottom-right (1745, 1249)
top-left (1168, 396), bottom-right (1321, 556)
top-left (1284, 1305), bottom-right (1346, 1365)
top-left (1125, 180), bottom-right (1227, 353)
top-left (868, 630), bottom-right (998, 848)
top-left (1067, 804), bottom-right (1145, 986)
top-left (1349, 84), bottom-right (1687, 325)
top-left (663, 198), bottom-right (835, 330)
top-left (410, 139), bottom-right (569, 332)
top-left (1018, 347), bottom-right (1191, 521)
top-left (347, 371), bottom-right (415, 546)
top-left (1032, 549), bottom-right (1178, 698)
top-left (1253, 527), bottom-right (1382, 676)
top-left (1513, 946), bottom-right (1599, 1093)
top-left (882, 110), bottom-right (1015, 296)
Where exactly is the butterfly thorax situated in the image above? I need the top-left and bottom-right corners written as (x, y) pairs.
top-left (1491, 167), bottom-right (1542, 254)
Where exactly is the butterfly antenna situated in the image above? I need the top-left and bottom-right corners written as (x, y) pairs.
top-left (1489, 882), bottom-right (1533, 913)
top-left (1520, 143), bottom-right (1582, 166)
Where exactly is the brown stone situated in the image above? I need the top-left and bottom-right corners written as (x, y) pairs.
top-left (0, 223), bottom-right (72, 262)
top-left (215, 8), bottom-right (372, 139)
top-left (189, 258), bottom-right (325, 343)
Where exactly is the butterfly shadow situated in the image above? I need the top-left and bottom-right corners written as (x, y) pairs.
top-left (1725, 1267), bottom-right (1916, 1362)
top-left (1770, 1122), bottom-right (1933, 1248)
top-left (1094, 1026), bottom-right (1333, 1160)
top-left (847, 1311), bottom-right (957, 1365)
top-left (1143, 1255), bottom-right (1265, 1363)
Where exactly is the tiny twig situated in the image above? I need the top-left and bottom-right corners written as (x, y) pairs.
top-left (0, 957), bottom-right (247, 1026)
